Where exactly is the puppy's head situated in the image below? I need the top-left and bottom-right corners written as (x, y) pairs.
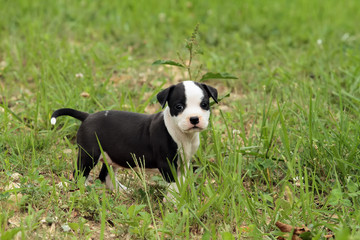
top-left (157, 81), bottom-right (218, 133)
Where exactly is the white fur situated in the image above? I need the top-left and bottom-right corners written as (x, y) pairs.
top-left (164, 107), bottom-right (201, 201)
top-left (105, 174), bottom-right (128, 191)
top-left (163, 107), bottom-right (200, 167)
top-left (163, 81), bottom-right (210, 201)
top-left (51, 117), bottom-right (56, 125)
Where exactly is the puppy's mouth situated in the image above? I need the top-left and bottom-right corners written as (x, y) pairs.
top-left (184, 125), bottom-right (204, 132)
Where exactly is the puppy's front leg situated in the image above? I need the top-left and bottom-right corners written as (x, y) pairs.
top-left (164, 150), bottom-right (192, 203)
top-left (165, 182), bottom-right (180, 203)
top-left (165, 168), bottom-right (187, 203)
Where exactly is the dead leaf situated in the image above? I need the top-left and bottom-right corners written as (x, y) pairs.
top-left (3, 181), bottom-right (23, 211)
top-left (11, 173), bottom-right (22, 181)
top-left (63, 148), bottom-right (72, 154)
top-left (80, 92), bottom-right (90, 98)
top-left (14, 231), bottom-right (22, 240)
top-left (275, 221), bottom-right (311, 240)
top-left (324, 234), bottom-right (334, 239)
top-left (5, 182), bottom-right (20, 190)
top-left (110, 74), bottom-right (132, 84)
top-left (8, 215), bottom-right (21, 227)
top-left (8, 192), bottom-right (23, 204)
top-left (49, 223), bottom-right (56, 236)
top-left (276, 221), bottom-right (293, 233)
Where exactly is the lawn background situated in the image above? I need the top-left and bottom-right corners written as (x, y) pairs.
top-left (1, 0), bottom-right (360, 239)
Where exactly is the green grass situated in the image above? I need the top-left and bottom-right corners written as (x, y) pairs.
top-left (1, 0), bottom-right (360, 239)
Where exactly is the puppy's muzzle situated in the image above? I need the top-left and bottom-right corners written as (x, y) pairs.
top-left (190, 116), bottom-right (200, 125)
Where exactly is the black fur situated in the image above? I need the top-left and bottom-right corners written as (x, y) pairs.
top-left (51, 108), bottom-right (89, 121)
top-left (54, 109), bottom-right (178, 183)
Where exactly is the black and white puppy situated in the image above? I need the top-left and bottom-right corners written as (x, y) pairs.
top-left (51, 81), bottom-right (218, 199)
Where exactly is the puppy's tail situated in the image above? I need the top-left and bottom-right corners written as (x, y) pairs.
top-left (51, 108), bottom-right (89, 125)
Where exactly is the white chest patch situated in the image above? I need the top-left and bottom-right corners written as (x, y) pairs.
top-left (163, 81), bottom-right (210, 170)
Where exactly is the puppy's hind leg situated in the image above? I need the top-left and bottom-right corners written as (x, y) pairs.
top-left (98, 152), bottom-right (128, 192)
top-left (73, 150), bottom-right (93, 181)
top-left (74, 148), bottom-right (99, 186)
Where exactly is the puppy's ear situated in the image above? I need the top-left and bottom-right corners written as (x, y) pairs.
top-left (201, 84), bottom-right (218, 104)
top-left (157, 85), bottom-right (175, 108)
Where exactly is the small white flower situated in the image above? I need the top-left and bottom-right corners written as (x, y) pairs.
top-left (61, 223), bottom-right (71, 232)
top-left (317, 39), bottom-right (323, 45)
top-left (232, 129), bottom-right (241, 135)
top-left (75, 73), bottom-right (84, 78)
top-left (341, 33), bottom-right (350, 41)
top-left (0, 61), bottom-right (7, 70)
top-left (57, 182), bottom-right (69, 188)
top-left (293, 176), bottom-right (304, 187)
top-left (158, 13), bottom-right (166, 22)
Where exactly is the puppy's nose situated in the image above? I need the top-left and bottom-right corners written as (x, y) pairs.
top-left (190, 116), bottom-right (199, 125)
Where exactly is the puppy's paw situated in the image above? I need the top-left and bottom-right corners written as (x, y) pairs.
top-left (116, 180), bottom-right (129, 192)
top-left (105, 175), bottom-right (130, 193)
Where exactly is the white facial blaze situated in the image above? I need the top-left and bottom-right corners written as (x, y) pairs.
top-left (176, 81), bottom-right (210, 132)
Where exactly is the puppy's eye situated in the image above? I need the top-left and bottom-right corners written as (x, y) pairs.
top-left (175, 104), bottom-right (184, 111)
top-left (200, 102), bottom-right (208, 109)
